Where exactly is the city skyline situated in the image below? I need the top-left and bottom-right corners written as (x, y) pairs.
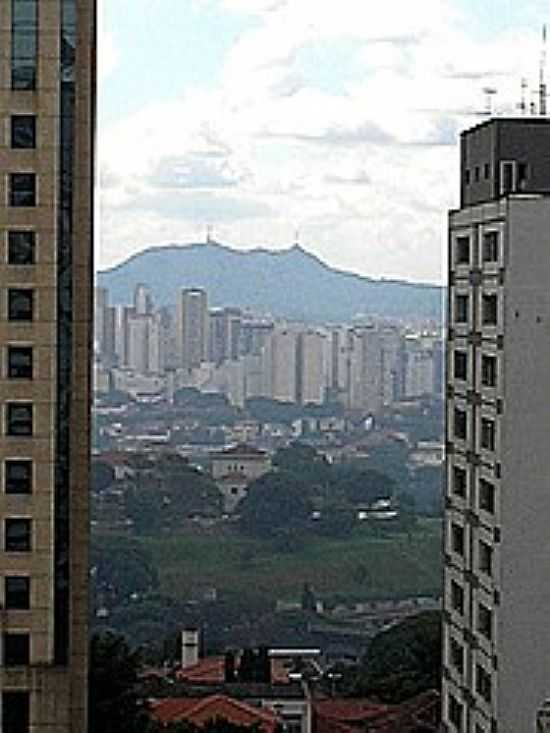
top-left (99, 0), bottom-right (548, 283)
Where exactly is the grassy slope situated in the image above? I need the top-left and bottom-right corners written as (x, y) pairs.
top-left (138, 519), bottom-right (442, 605)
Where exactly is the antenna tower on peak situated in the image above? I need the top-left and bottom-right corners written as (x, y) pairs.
top-left (206, 224), bottom-right (213, 244)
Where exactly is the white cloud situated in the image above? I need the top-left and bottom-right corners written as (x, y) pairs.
top-left (98, 0), bottom-right (546, 283)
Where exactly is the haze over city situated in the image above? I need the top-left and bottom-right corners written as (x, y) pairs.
top-left (98, 0), bottom-right (549, 283)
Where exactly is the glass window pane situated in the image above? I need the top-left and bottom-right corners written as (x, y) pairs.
top-left (5, 576), bottom-right (30, 610)
top-left (11, 116), bottom-right (36, 149)
top-left (8, 347), bottom-right (33, 379)
top-left (3, 632), bottom-right (30, 665)
top-left (9, 174), bottom-right (36, 207)
top-left (8, 231), bottom-right (35, 265)
top-left (5, 518), bottom-right (32, 551)
top-left (2, 691), bottom-right (30, 733)
top-left (6, 403), bottom-right (33, 437)
top-left (8, 289), bottom-right (34, 321)
top-left (5, 460), bottom-right (32, 494)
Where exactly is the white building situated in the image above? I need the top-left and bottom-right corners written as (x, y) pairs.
top-left (443, 117), bottom-right (550, 733)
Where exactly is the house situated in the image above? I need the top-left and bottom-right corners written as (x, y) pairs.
top-left (151, 694), bottom-right (279, 732)
top-left (211, 444), bottom-right (272, 512)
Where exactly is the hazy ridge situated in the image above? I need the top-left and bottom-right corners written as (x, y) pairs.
top-left (97, 242), bottom-right (443, 321)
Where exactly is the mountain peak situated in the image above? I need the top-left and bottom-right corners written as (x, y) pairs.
top-left (97, 241), bottom-right (442, 321)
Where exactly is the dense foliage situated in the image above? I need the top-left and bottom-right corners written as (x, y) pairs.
top-left (346, 610), bottom-right (442, 703)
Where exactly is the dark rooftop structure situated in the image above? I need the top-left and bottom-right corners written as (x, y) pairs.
top-left (460, 117), bottom-right (550, 207)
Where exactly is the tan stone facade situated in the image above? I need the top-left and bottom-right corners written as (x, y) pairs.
top-left (0, 1), bottom-right (95, 731)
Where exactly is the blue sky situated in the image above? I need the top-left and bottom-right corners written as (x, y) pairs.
top-left (98, 0), bottom-right (549, 282)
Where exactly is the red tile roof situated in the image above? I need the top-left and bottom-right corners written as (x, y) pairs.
top-left (176, 656), bottom-right (290, 684)
top-left (313, 691), bottom-right (440, 733)
top-left (150, 694), bottom-right (279, 732)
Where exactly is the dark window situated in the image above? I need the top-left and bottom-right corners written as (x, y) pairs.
top-left (482, 232), bottom-right (499, 262)
top-left (478, 603), bottom-right (492, 640)
top-left (453, 466), bottom-right (466, 498)
top-left (474, 166), bottom-right (480, 182)
top-left (481, 354), bottom-right (497, 388)
top-left (11, 0), bottom-right (38, 90)
top-left (7, 346), bottom-right (33, 379)
top-left (11, 115), bottom-right (36, 149)
top-left (502, 161), bottom-right (515, 194)
top-left (455, 294), bottom-right (468, 324)
top-left (6, 403), bottom-right (33, 437)
top-left (479, 540), bottom-right (493, 576)
top-left (5, 576), bottom-right (30, 610)
top-left (5, 460), bottom-right (32, 495)
top-left (479, 479), bottom-right (495, 514)
top-left (450, 637), bottom-right (464, 674)
top-left (455, 236), bottom-right (470, 265)
top-left (454, 351), bottom-right (467, 380)
top-left (448, 693), bottom-right (463, 728)
top-left (465, 169), bottom-right (471, 185)
top-left (454, 407), bottom-right (467, 441)
top-left (476, 665), bottom-right (492, 703)
top-left (482, 294), bottom-right (498, 325)
top-left (481, 418), bottom-right (496, 451)
top-left (484, 163), bottom-right (490, 179)
top-left (451, 580), bottom-right (464, 615)
top-left (8, 231), bottom-right (35, 265)
top-left (451, 522), bottom-right (465, 555)
top-left (8, 289), bottom-right (33, 321)
top-left (3, 632), bottom-right (30, 666)
top-left (5, 518), bottom-right (31, 552)
top-left (9, 173), bottom-right (36, 207)
top-left (2, 691), bottom-right (30, 733)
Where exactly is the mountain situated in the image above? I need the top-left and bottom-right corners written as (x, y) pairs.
top-left (96, 242), bottom-right (443, 322)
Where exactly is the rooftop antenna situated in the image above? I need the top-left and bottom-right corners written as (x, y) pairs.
top-left (540, 24), bottom-right (547, 116)
top-left (483, 87), bottom-right (498, 116)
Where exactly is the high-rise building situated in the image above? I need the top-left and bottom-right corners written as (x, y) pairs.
top-left (133, 282), bottom-right (153, 316)
top-left (208, 307), bottom-right (242, 365)
top-left (0, 1), bottom-right (95, 732)
top-left (297, 331), bottom-right (326, 405)
top-left (269, 330), bottom-right (297, 403)
top-left (443, 118), bottom-right (550, 732)
top-left (175, 288), bottom-right (209, 369)
top-left (347, 327), bottom-right (382, 412)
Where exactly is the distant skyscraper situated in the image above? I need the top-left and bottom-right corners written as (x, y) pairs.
top-left (176, 288), bottom-right (209, 369)
top-left (0, 1), bottom-right (95, 731)
top-left (348, 328), bottom-right (382, 412)
top-left (269, 330), bottom-right (297, 402)
top-left (134, 282), bottom-right (153, 316)
top-left (297, 331), bottom-right (326, 405)
top-left (443, 118), bottom-right (550, 732)
top-left (208, 307), bottom-right (242, 365)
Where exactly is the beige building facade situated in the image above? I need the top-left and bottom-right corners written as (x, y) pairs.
top-left (0, 1), bottom-right (95, 731)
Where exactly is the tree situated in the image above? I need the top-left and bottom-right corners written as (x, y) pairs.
top-left (90, 536), bottom-right (159, 605)
top-left (348, 611), bottom-right (441, 703)
top-left (91, 460), bottom-right (116, 492)
top-left (330, 465), bottom-right (396, 506)
top-left (239, 472), bottom-right (313, 537)
top-left (89, 632), bottom-right (148, 733)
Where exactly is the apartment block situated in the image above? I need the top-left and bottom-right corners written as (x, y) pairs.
top-left (443, 118), bottom-right (550, 733)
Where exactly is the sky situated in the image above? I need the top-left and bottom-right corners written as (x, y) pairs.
top-left (98, 0), bottom-right (549, 283)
